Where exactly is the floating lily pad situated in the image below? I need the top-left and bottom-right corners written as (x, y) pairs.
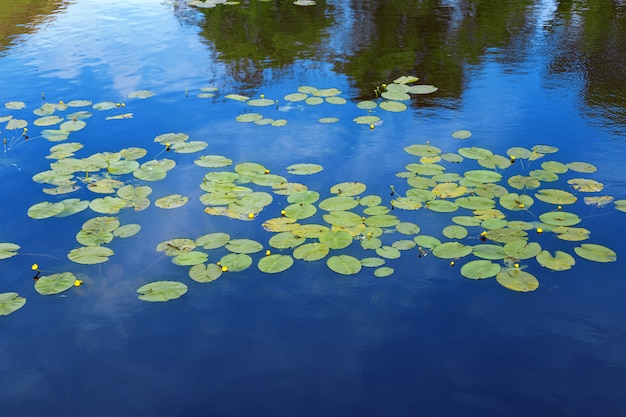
top-left (27, 201), bottom-right (65, 219)
top-left (0, 243), bottom-right (20, 259)
top-left (195, 155), bottom-right (233, 168)
top-left (283, 203), bottom-right (317, 219)
top-left (574, 244), bottom-right (617, 262)
top-left (568, 178), bottom-right (603, 192)
top-left (536, 250), bottom-right (575, 271)
top-left (0, 293), bottom-right (26, 316)
top-left (461, 260), bottom-right (501, 279)
top-left (534, 189), bottom-right (577, 205)
top-left (375, 246), bottom-right (401, 259)
top-left (34, 115), bottom-right (63, 126)
top-left (455, 196), bottom-right (495, 210)
top-left (35, 272), bottom-right (77, 295)
top-left (432, 242), bottom-right (472, 259)
top-left (567, 161), bottom-right (597, 173)
top-left (225, 239), bottom-right (263, 254)
top-left (504, 240), bottom-right (542, 259)
top-left (443, 225), bottom-right (469, 239)
top-left (113, 223), bottom-right (141, 238)
top-left (414, 235), bottom-right (441, 248)
top-left (319, 230), bottom-right (353, 249)
top-left (287, 163), bottom-right (323, 175)
top-left (292, 243), bottom-right (329, 261)
top-left (374, 267), bottom-right (394, 278)
top-left (500, 193), bottom-right (534, 211)
top-left (128, 90), bottom-right (155, 99)
top-left (539, 211), bottom-right (581, 227)
top-left (452, 129), bottom-right (472, 140)
top-left (396, 222), bottom-right (421, 235)
top-left (464, 170), bottom-right (502, 184)
top-left (353, 115), bottom-right (380, 125)
top-left (171, 141), bottom-right (208, 154)
top-left (155, 194), bottom-right (188, 209)
top-left (90, 197), bottom-right (127, 214)
top-left (258, 254), bottom-right (294, 273)
top-left (76, 229), bottom-right (113, 246)
top-left (458, 147), bottom-right (493, 160)
top-left (68, 246), bottom-right (114, 264)
top-left (584, 196), bottom-right (614, 207)
top-left (408, 85), bottom-right (438, 94)
top-left (472, 244), bottom-right (507, 260)
top-left (330, 182), bottom-right (366, 196)
top-left (327, 255), bottom-right (362, 275)
top-left (219, 253), bottom-right (253, 271)
top-left (189, 263), bottom-right (222, 283)
top-left (59, 120), bottom-right (86, 132)
top-left (541, 161), bottom-right (568, 173)
top-left (5, 101), bottom-right (26, 110)
top-left (269, 232), bottom-right (305, 249)
top-left (137, 281), bottom-right (187, 302)
top-left (154, 132), bottom-right (188, 144)
top-left (173, 251), bottom-right (209, 266)
top-left (6, 118), bottom-right (27, 130)
top-left (496, 269), bottom-right (539, 292)
top-left (425, 200), bottom-right (459, 213)
top-left (508, 175), bottom-right (541, 190)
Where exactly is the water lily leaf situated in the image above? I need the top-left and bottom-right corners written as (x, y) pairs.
top-left (496, 269), bottom-right (539, 292)
top-left (473, 184), bottom-right (509, 199)
top-left (532, 145), bottom-right (559, 154)
top-left (318, 196), bottom-right (358, 211)
top-left (269, 232), bottom-right (305, 249)
top-left (481, 218), bottom-right (507, 230)
top-left (156, 238), bottom-right (195, 256)
top-left (452, 216), bottom-right (482, 227)
top-left (441, 152), bottom-right (464, 163)
top-left (381, 91), bottom-right (410, 101)
top-left (283, 203), bottom-right (317, 220)
top-left (396, 222), bottom-right (421, 235)
top-left (35, 272), bottom-right (77, 295)
top-left (225, 93), bottom-right (250, 102)
top-left (189, 263), bottom-right (222, 283)
top-left (380, 101), bottom-right (407, 112)
top-left (365, 214), bottom-right (400, 227)
top-left (414, 235), bottom-right (441, 248)
top-left (319, 117), bottom-right (339, 123)
top-left (406, 163), bottom-right (445, 176)
top-left (112, 224), bottom-right (141, 238)
top-left (252, 174), bottom-right (287, 187)
top-left (472, 244), bottom-right (506, 260)
top-left (499, 193), bottom-right (534, 211)
top-left (137, 281), bottom-right (187, 302)
top-left (327, 255), bottom-right (362, 275)
top-left (461, 260), bottom-right (501, 279)
top-left (574, 244), bottom-right (617, 262)
top-left (424, 200), bottom-right (459, 213)
top-left (326, 96), bottom-right (347, 105)
top-left (0, 243), bottom-right (20, 259)
top-left (286, 163), bottom-right (323, 175)
top-left (305, 96), bottom-right (324, 105)
top-left (293, 243), bottom-right (329, 261)
top-left (529, 169), bottom-right (558, 182)
top-left (68, 246), bottom-right (114, 264)
top-left (452, 129), bottom-right (472, 140)
top-left (443, 225), bottom-right (469, 239)
top-left (507, 147), bottom-right (532, 159)
top-left (5, 101), bottom-right (26, 109)
top-left (615, 200), bottom-right (626, 212)
top-left (458, 147), bottom-right (493, 160)
top-left (478, 155), bottom-right (512, 169)
top-left (92, 101), bottom-right (117, 110)
top-left (6, 118), bottom-right (28, 130)
top-left (353, 115), bottom-right (380, 125)
top-left (358, 257), bottom-right (383, 268)
top-left (567, 162), bottom-right (597, 173)
top-left (432, 183), bottom-right (467, 199)
top-left (391, 240), bottom-right (416, 250)
top-left (155, 194), bottom-right (188, 209)
top-left (553, 226), bottom-right (590, 241)
top-left (539, 211), bottom-right (581, 227)
top-left (473, 208), bottom-right (506, 220)
top-left (90, 197), bottom-right (127, 214)
top-left (536, 250), bottom-right (575, 271)
top-left (407, 176), bottom-right (437, 189)
top-left (173, 251), bottom-right (209, 266)
top-left (0, 293), bottom-right (26, 316)
top-left (154, 132), bottom-right (188, 144)
top-left (128, 90), bottom-right (155, 99)
top-left (375, 246), bottom-right (401, 259)
top-left (292, 224), bottom-right (330, 238)
top-left (219, 253), bottom-right (252, 271)
top-left (323, 211), bottom-right (363, 227)
top-left (455, 196), bottom-right (495, 210)
top-left (258, 254), bottom-right (294, 273)
top-left (541, 161), bottom-right (568, 173)
top-left (404, 143), bottom-right (442, 157)
top-left (535, 189), bottom-right (577, 205)
top-left (508, 175), bottom-right (541, 190)
top-left (504, 241), bottom-right (542, 259)
top-left (464, 170), bottom-right (502, 184)
top-left (484, 228), bottom-right (527, 243)
top-left (568, 178), bottom-right (603, 192)
top-left (319, 230), bottom-right (353, 249)
top-left (195, 155), bottom-right (233, 168)
top-left (330, 182), bottom-right (366, 196)
top-left (407, 85), bottom-right (438, 94)
top-left (226, 239), bottom-right (263, 254)
top-left (59, 120), bottom-right (86, 132)
top-left (360, 236), bottom-right (382, 250)
top-left (391, 197), bottom-right (422, 210)
top-left (584, 196), bottom-right (613, 207)
top-left (284, 92), bottom-right (308, 102)
top-left (34, 115), bottom-right (63, 126)
top-left (247, 98), bottom-right (275, 107)
top-left (171, 141), bottom-right (207, 154)
top-left (76, 229), bottom-right (113, 246)
top-left (193, 233), bottom-right (229, 250)
top-left (374, 267), bottom-right (394, 278)
top-left (27, 201), bottom-right (65, 219)
top-left (287, 191), bottom-right (320, 205)
top-left (133, 166), bottom-right (166, 181)
top-left (432, 242), bottom-right (472, 259)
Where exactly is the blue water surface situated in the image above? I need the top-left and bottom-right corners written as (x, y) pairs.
top-left (1, 0), bottom-right (626, 416)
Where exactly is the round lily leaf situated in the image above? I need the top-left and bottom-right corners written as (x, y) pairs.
top-left (443, 225), bottom-right (469, 239)
top-left (319, 196), bottom-right (358, 211)
top-left (0, 243), bottom-right (20, 259)
top-left (6, 118), bottom-right (28, 130)
top-left (461, 260), bottom-right (501, 279)
top-left (196, 233), bottom-right (231, 249)
top-left (0, 293), bottom-right (26, 316)
top-left (258, 254), bottom-right (294, 273)
top-left (381, 91), bottom-right (410, 101)
top-left (500, 193), bottom-right (535, 211)
top-left (361, 236), bottom-right (382, 250)
top-left (455, 196), bottom-right (495, 210)
top-left (137, 281), bottom-right (187, 302)
top-left (432, 242), bottom-right (472, 259)
top-left (496, 269), bottom-right (539, 292)
top-left (353, 115), bottom-right (380, 125)
top-left (173, 251), bottom-right (208, 266)
top-left (293, 243), bottom-right (329, 261)
top-left (541, 161), bottom-right (568, 173)
top-left (225, 239), bottom-right (263, 254)
top-left (59, 120), bottom-right (86, 132)
top-left (568, 178), bottom-right (603, 192)
top-left (89, 197), bottom-right (127, 214)
top-left (319, 230), bottom-right (353, 250)
top-left (458, 147), bottom-right (493, 160)
top-left (327, 255), bottom-right (362, 275)
top-left (107, 160), bottom-right (139, 175)
top-left (5, 101), bottom-right (26, 109)
top-left (113, 223), bottom-right (141, 238)
top-left (305, 97), bottom-right (324, 105)
top-left (414, 235), bottom-right (441, 248)
top-left (83, 216), bottom-right (120, 233)
top-left (424, 200), bottom-right (458, 213)
top-left (361, 257), bottom-right (385, 267)
top-left (529, 169), bottom-right (558, 182)
top-left (284, 92), bottom-right (307, 102)
top-left (535, 189), bottom-right (577, 205)
top-left (269, 232), bottom-right (305, 249)
top-left (391, 197), bottom-right (422, 210)
top-left (330, 182), bottom-right (366, 196)
top-left (34, 115), bottom-right (63, 126)
top-left (407, 85), bottom-right (438, 94)
top-left (539, 211), bottom-right (581, 227)
top-left (574, 244), bottom-right (617, 262)
top-left (380, 101), bottom-right (407, 112)
top-left (195, 155), bottom-right (233, 168)
top-left (189, 263), bottom-right (222, 283)
top-left (536, 250), bottom-right (575, 271)
top-left (375, 246), bottom-right (401, 259)
top-left (452, 129), bottom-right (472, 140)
top-left (567, 162), bottom-right (597, 173)
top-left (365, 214), bottom-right (400, 227)
top-left (287, 163), bottom-right (323, 175)
top-left (248, 98), bottom-right (275, 107)
top-left (374, 267), bottom-right (394, 278)
top-left (284, 203), bottom-right (317, 220)
top-left (155, 194), bottom-right (188, 209)
top-left (319, 117), bottom-right (339, 124)
top-left (553, 226), bottom-right (590, 242)
top-left (508, 175), bottom-right (541, 190)
top-left (504, 241), bottom-right (542, 259)
top-left (27, 201), bottom-right (65, 219)
top-left (464, 170), bottom-right (502, 184)
top-left (68, 246), bottom-right (114, 264)
top-left (128, 90), bottom-right (155, 99)
top-left (76, 229), bottom-right (113, 246)
top-left (292, 224), bottom-right (330, 238)
top-left (392, 240), bottom-right (416, 250)
top-left (323, 211), bottom-right (363, 227)
top-left (396, 222), bottom-right (421, 235)
top-left (35, 272), bottom-right (76, 295)
top-left (472, 244), bottom-right (506, 260)
top-left (432, 183), bottom-right (467, 199)
top-left (171, 141), bottom-right (207, 154)
top-left (219, 253), bottom-right (253, 272)
top-left (452, 216), bottom-right (482, 227)
top-left (404, 143), bottom-right (442, 157)
top-left (287, 190), bottom-right (320, 205)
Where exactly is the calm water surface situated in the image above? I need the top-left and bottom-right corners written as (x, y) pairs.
top-left (1, 1), bottom-right (626, 416)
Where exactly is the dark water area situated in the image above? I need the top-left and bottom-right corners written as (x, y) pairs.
top-left (1, 1), bottom-right (626, 416)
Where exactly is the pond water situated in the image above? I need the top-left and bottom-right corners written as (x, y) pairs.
top-left (1, 0), bottom-right (626, 415)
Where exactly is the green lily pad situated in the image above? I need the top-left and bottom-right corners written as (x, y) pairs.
top-left (375, 246), bottom-right (401, 259)
top-left (536, 250), bottom-right (575, 271)
top-left (68, 246), bottom-right (114, 264)
top-left (404, 143), bottom-right (442, 157)
top-left (452, 129), bottom-right (472, 140)
top-left (83, 216), bottom-right (120, 233)
top-left (287, 163), bottom-right (323, 175)
top-left (284, 203), bottom-right (317, 220)
top-left (137, 281), bottom-right (187, 302)
top-left (113, 224), bottom-right (141, 238)
top-left (414, 235), bottom-right (441, 248)
top-left (318, 196), bottom-right (359, 211)
top-left (128, 90), bottom-right (155, 99)
top-left (5, 101), bottom-right (26, 109)
top-left (327, 255), bottom-right (362, 275)
top-left (424, 200), bottom-right (459, 213)
top-left (539, 211), bottom-right (581, 227)
top-left (248, 98), bottom-right (275, 107)
top-left (330, 182), bottom-right (366, 196)
top-left (458, 147), bottom-right (493, 160)
top-left (464, 170), bottom-right (502, 184)
top-left (171, 141), bottom-right (208, 154)
top-left (615, 200), bottom-right (626, 212)
top-left (452, 216), bottom-right (482, 227)
top-left (504, 241), bottom-right (542, 259)
top-left (318, 230), bottom-right (353, 250)
top-left (584, 196), bottom-right (614, 207)
top-left (365, 214), bottom-right (400, 227)
top-left (258, 254), bottom-right (294, 273)
top-left (391, 197), bottom-right (423, 210)
top-left (443, 225), bottom-right (469, 239)
top-left (225, 239), bottom-right (263, 254)
top-left (360, 257), bottom-right (385, 267)
top-left (269, 232), bottom-right (305, 249)
top-left (461, 260), bottom-right (501, 279)
top-left (496, 269), bottom-right (539, 292)
top-left (553, 226), bottom-right (590, 241)
top-left (59, 120), bottom-right (86, 132)
top-left (35, 272), bottom-right (77, 295)
top-left (568, 178), bottom-right (603, 192)
top-left (407, 85), bottom-right (438, 94)
top-left (535, 189), bottom-right (577, 205)
top-left (353, 115), bottom-right (380, 125)
top-left (155, 194), bottom-right (189, 209)
top-left (293, 243), bottom-right (329, 261)
top-left (173, 251), bottom-right (209, 266)
top-left (472, 244), bottom-right (507, 260)
top-left (567, 161), bottom-right (597, 173)
top-left (455, 196), bottom-right (495, 210)
top-left (574, 244), bottom-right (617, 262)
top-left (34, 115), bottom-right (63, 126)
top-left (396, 222), bottom-right (421, 235)
top-left (0, 243), bottom-right (20, 259)
top-left (189, 263), bottom-right (222, 283)
top-left (391, 240), bottom-right (416, 250)
top-left (500, 193), bottom-right (535, 211)
top-left (0, 293), bottom-right (26, 316)
top-left (195, 155), bottom-right (233, 168)
top-left (541, 160), bottom-right (569, 173)
top-left (76, 229), bottom-right (113, 246)
top-left (508, 175), bottom-right (541, 190)
top-left (89, 197), bottom-right (128, 214)
top-left (27, 201), bottom-right (65, 219)
top-left (529, 169), bottom-right (558, 182)
top-left (196, 232), bottom-right (230, 249)
top-left (374, 267), bottom-right (394, 278)
top-left (432, 242), bottom-right (472, 259)
top-left (219, 253), bottom-right (253, 272)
